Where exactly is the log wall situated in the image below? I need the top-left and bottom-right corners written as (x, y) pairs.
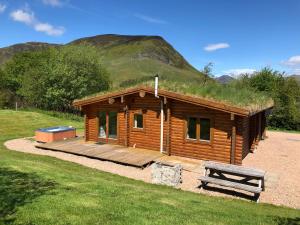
top-left (82, 93), bottom-right (266, 164)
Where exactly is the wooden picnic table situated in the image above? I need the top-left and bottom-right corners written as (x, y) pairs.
top-left (199, 161), bottom-right (265, 202)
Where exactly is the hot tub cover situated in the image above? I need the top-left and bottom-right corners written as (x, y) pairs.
top-left (36, 126), bottom-right (75, 133)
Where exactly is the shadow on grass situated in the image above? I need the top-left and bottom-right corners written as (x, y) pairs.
top-left (272, 216), bottom-right (300, 225)
top-left (199, 184), bottom-right (257, 201)
top-left (0, 167), bottom-right (57, 224)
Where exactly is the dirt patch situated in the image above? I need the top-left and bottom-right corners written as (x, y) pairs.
top-left (4, 130), bottom-right (300, 208)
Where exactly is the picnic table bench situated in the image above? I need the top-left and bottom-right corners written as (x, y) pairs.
top-left (199, 161), bottom-right (265, 202)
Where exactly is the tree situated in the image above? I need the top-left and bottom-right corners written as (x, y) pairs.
top-left (3, 44), bottom-right (111, 111)
top-left (0, 69), bottom-right (15, 108)
top-left (201, 62), bottom-right (214, 84)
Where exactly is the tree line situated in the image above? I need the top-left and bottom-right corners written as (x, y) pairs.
top-left (230, 68), bottom-right (300, 130)
top-left (0, 45), bottom-right (110, 111)
top-left (0, 46), bottom-right (299, 130)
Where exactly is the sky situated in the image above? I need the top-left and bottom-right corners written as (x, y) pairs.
top-left (0, 0), bottom-right (300, 76)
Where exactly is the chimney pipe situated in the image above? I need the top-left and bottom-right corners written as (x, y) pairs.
top-left (154, 74), bottom-right (159, 98)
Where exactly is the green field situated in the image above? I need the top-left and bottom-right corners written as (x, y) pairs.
top-left (0, 110), bottom-right (299, 225)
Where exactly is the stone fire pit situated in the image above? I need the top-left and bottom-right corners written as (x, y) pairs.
top-left (151, 162), bottom-right (182, 187)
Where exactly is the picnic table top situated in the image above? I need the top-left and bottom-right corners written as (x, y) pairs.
top-left (204, 161), bottom-right (265, 178)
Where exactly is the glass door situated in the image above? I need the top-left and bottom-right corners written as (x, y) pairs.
top-left (108, 112), bottom-right (117, 139)
top-left (99, 111), bottom-right (118, 140)
top-left (99, 112), bottom-right (107, 138)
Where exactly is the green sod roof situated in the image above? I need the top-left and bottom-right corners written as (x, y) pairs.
top-left (74, 80), bottom-right (274, 114)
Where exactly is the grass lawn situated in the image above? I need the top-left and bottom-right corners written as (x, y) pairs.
top-left (0, 110), bottom-right (299, 225)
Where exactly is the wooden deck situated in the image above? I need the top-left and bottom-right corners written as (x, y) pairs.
top-left (35, 138), bottom-right (162, 168)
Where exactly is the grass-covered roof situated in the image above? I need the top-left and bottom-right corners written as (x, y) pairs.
top-left (74, 80), bottom-right (273, 114)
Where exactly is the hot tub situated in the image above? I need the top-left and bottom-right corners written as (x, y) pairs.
top-left (35, 126), bottom-right (76, 143)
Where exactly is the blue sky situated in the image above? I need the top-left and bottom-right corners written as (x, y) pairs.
top-left (0, 0), bottom-right (300, 76)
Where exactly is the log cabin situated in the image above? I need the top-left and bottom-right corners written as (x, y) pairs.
top-left (73, 81), bottom-right (273, 165)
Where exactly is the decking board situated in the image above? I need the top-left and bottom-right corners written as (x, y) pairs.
top-left (36, 139), bottom-right (162, 167)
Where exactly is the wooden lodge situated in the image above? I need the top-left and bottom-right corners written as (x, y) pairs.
top-left (73, 84), bottom-right (273, 165)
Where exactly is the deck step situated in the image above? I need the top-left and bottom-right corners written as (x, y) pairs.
top-left (199, 176), bottom-right (262, 194)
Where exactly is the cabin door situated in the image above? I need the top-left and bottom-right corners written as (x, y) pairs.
top-left (99, 111), bottom-right (118, 143)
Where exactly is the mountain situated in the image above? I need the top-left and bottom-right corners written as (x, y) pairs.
top-left (0, 34), bottom-right (204, 85)
top-left (290, 75), bottom-right (300, 84)
top-left (0, 42), bottom-right (59, 65)
top-left (215, 75), bottom-right (235, 84)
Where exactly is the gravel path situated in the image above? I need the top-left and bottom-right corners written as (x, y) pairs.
top-left (4, 130), bottom-right (300, 208)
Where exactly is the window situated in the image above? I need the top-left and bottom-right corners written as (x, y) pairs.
top-left (187, 117), bottom-right (197, 139)
top-left (134, 114), bottom-right (143, 129)
top-left (186, 117), bottom-right (211, 142)
top-left (200, 118), bottom-right (210, 141)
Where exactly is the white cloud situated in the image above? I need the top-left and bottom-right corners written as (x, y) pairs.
top-left (282, 55), bottom-right (300, 66)
top-left (204, 43), bottom-right (230, 52)
top-left (42, 0), bottom-right (63, 7)
top-left (10, 8), bottom-right (65, 36)
top-left (223, 68), bottom-right (256, 76)
top-left (134, 13), bottom-right (168, 24)
top-left (10, 9), bottom-right (34, 25)
top-left (0, 3), bottom-right (6, 13)
top-left (34, 22), bottom-right (65, 36)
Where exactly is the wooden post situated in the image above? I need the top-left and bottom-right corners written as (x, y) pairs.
top-left (258, 113), bottom-right (262, 141)
top-left (126, 103), bottom-right (131, 147)
top-left (253, 115), bottom-right (257, 150)
top-left (125, 105), bottom-right (129, 147)
top-left (262, 112), bottom-right (267, 140)
top-left (106, 112), bottom-right (109, 143)
top-left (165, 100), bottom-right (171, 155)
top-left (84, 114), bottom-right (87, 142)
top-left (255, 114), bottom-right (259, 147)
top-left (230, 114), bottom-right (236, 164)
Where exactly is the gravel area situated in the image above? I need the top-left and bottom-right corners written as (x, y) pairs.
top-left (243, 131), bottom-right (300, 209)
top-left (4, 130), bottom-right (300, 208)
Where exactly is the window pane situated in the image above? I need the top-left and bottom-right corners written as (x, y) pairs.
top-left (99, 112), bottom-right (106, 138)
top-left (200, 118), bottom-right (210, 141)
top-left (134, 114), bottom-right (143, 128)
top-left (187, 117), bottom-right (197, 139)
top-left (108, 112), bottom-right (117, 139)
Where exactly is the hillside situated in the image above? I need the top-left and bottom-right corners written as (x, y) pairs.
top-left (0, 42), bottom-right (59, 65)
top-left (290, 74), bottom-right (300, 84)
top-left (0, 34), bottom-right (204, 85)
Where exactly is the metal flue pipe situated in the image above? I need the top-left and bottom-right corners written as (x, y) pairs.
top-left (154, 74), bottom-right (164, 153)
top-left (155, 74), bottom-right (159, 98)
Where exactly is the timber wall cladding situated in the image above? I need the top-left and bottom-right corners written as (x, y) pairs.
top-left (83, 99), bottom-right (127, 144)
top-left (128, 94), bottom-right (164, 151)
top-left (242, 117), bottom-right (250, 159)
top-left (83, 93), bottom-right (250, 164)
top-left (170, 101), bottom-right (233, 163)
top-left (235, 116), bottom-right (249, 164)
